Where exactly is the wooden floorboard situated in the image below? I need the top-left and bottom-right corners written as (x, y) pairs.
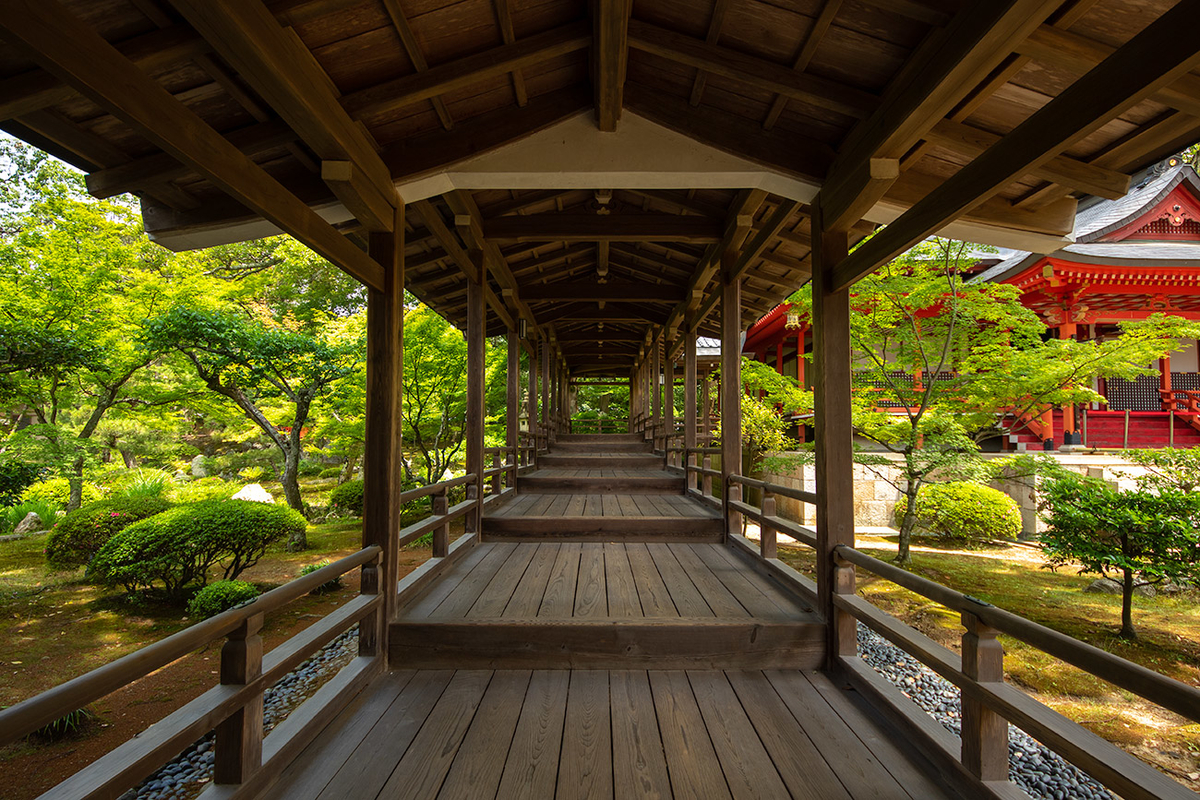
top-left (435, 670), bottom-right (531, 800)
top-left (538, 542), bottom-right (582, 617)
top-left (603, 542), bottom-right (641, 617)
top-left (649, 669), bottom-right (733, 799)
top-left (556, 670), bottom-right (613, 800)
top-left (610, 670), bottom-right (673, 798)
top-left (493, 670), bottom-right (570, 800)
top-left (573, 543), bottom-right (608, 617)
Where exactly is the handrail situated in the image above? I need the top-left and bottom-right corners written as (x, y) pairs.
top-left (686, 446), bottom-right (722, 454)
top-left (0, 545), bottom-right (380, 746)
top-left (399, 472), bottom-right (476, 504)
top-left (729, 473), bottom-right (817, 505)
top-left (835, 544), bottom-right (1200, 723)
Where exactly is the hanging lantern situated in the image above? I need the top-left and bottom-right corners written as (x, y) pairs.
top-left (785, 310), bottom-right (802, 330)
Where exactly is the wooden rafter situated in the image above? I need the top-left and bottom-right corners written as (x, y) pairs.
top-left (342, 22), bottom-right (591, 121)
top-left (380, 0), bottom-right (454, 130)
top-left (491, 0), bottom-right (529, 105)
top-left (593, 0), bottom-right (630, 132)
top-left (832, 0), bottom-right (1200, 293)
top-left (819, 0), bottom-right (1063, 233)
top-left (762, 0), bottom-right (844, 130)
top-left (0, 0), bottom-right (383, 289)
top-left (687, 0), bottom-right (733, 107)
top-left (481, 214), bottom-right (724, 243)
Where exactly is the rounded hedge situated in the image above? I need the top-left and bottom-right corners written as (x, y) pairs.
top-left (45, 496), bottom-right (173, 569)
top-left (329, 479), bottom-right (364, 516)
top-left (21, 478), bottom-right (103, 509)
top-left (894, 481), bottom-right (1021, 543)
top-left (318, 466), bottom-right (343, 479)
top-left (187, 580), bottom-right (260, 620)
top-left (89, 499), bottom-right (306, 598)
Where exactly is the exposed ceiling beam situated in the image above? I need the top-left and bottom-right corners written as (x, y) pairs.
top-left (535, 304), bottom-right (671, 324)
top-left (688, 0), bottom-right (733, 106)
top-left (0, 0), bottom-right (382, 289)
top-left (727, 200), bottom-right (804, 282)
top-left (557, 329), bottom-right (642, 341)
top-left (593, 0), bottom-right (630, 131)
top-left (343, 22), bottom-right (590, 121)
top-left (832, 0), bottom-right (1200, 292)
top-left (482, 214), bottom-right (724, 243)
top-left (523, 281), bottom-right (686, 303)
top-left (166, 0), bottom-right (399, 229)
top-left (629, 21), bottom-right (876, 120)
top-left (819, 0), bottom-right (1063, 233)
top-left (762, 0), bottom-right (844, 130)
top-left (380, 0), bottom-right (454, 129)
top-left (491, 0), bottom-right (529, 105)
top-left (624, 84), bottom-right (833, 183)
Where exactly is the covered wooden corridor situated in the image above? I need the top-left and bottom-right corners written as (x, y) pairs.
top-left (2, 0), bottom-right (1200, 799)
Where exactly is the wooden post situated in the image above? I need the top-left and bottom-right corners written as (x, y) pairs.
top-left (540, 340), bottom-right (550, 449)
top-left (214, 613), bottom-right (264, 785)
top-left (961, 612), bottom-right (1008, 782)
top-left (652, 336), bottom-right (662, 452)
top-left (702, 371), bottom-right (712, 442)
top-left (685, 331), bottom-right (698, 491)
top-left (491, 450), bottom-right (502, 494)
top-left (665, 353), bottom-right (675, 466)
top-left (362, 206), bottom-right (403, 661)
top-left (761, 491), bottom-right (777, 559)
top-left (721, 255), bottom-right (742, 541)
top-left (507, 328), bottom-right (519, 471)
top-left (432, 487), bottom-right (449, 557)
top-left (628, 373), bottom-right (635, 432)
top-left (465, 251), bottom-right (486, 534)
top-left (528, 341), bottom-right (538, 463)
top-left (1060, 322), bottom-right (1078, 444)
top-left (813, 204), bottom-right (856, 667)
top-left (702, 454), bottom-right (713, 498)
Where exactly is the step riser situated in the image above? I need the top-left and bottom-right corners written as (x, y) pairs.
top-left (538, 455), bottom-right (663, 469)
top-left (517, 477), bottom-right (685, 494)
top-left (388, 619), bottom-right (824, 670)
top-left (483, 516), bottom-right (723, 540)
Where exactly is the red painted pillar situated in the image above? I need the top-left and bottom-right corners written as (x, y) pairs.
top-left (1060, 323), bottom-right (1077, 445)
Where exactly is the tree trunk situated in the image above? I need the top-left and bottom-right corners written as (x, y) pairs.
top-left (894, 484), bottom-right (919, 567)
top-left (280, 445), bottom-right (307, 551)
top-left (339, 453), bottom-right (358, 484)
top-left (1120, 566), bottom-right (1137, 640)
top-left (67, 456), bottom-right (85, 512)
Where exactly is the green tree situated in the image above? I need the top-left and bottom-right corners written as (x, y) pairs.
top-left (1040, 470), bottom-right (1200, 639)
top-left (144, 307), bottom-right (361, 533)
top-left (789, 237), bottom-right (1199, 566)
top-left (402, 303), bottom-right (468, 485)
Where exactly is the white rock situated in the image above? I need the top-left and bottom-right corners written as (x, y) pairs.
top-left (13, 512), bottom-right (42, 535)
top-left (190, 455), bottom-right (208, 478)
top-left (231, 484), bottom-right (273, 504)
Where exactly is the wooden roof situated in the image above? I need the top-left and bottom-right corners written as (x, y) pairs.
top-left (3, 0), bottom-right (1200, 375)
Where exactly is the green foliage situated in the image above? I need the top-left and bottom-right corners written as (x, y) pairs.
top-left (402, 304), bottom-right (468, 485)
top-left (30, 708), bottom-right (95, 742)
top-left (238, 465), bottom-right (270, 482)
top-left (172, 477), bottom-right (238, 504)
top-left (329, 479), bottom-right (364, 517)
top-left (297, 460), bottom-right (324, 478)
top-left (1040, 470), bottom-right (1200, 639)
top-left (1123, 447), bottom-right (1200, 493)
top-left (88, 499), bottom-right (305, 598)
top-left (187, 579), bottom-right (260, 620)
top-left (0, 459), bottom-right (43, 506)
top-left (300, 560), bottom-right (343, 594)
top-left (21, 478), bottom-right (102, 510)
top-left (108, 469), bottom-right (173, 500)
top-left (1, 499), bottom-right (60, 535)
top-left (893, 482), bottom-right (1021, 543)
top-left (318, 466), bottom-right (343, 479)
top-left (45, 496), bottom-right (172, 569)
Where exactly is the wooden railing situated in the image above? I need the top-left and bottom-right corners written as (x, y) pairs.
top-left (684, 445), bottom-right (722, 500)
top-left (0, 469), bottom-right (499, 800)
top-left (719, 471), bottom-right (1200, 800)
top-left (0, 547), bottom-right (384, 799)
top-left (568, 416), bottom-right (629, 434)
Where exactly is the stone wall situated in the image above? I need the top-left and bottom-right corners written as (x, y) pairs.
top-left (763, 453), bottom-right (1151, 536)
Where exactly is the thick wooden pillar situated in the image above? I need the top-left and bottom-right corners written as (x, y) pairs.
top-left (796, 326), bottom-right (806, 387)
top-left (665, 352), bottom-right (675, 463)
top-left (465, 251), bottom-right (486, 533)
top-left (1060, 323), bottom-right (1078, 443)
top-left (685, 331), bottom-right (698, 489)
top-left (540, 341), bottom-right (550, 444)
top-left (363, 206), bottom-right (403, 659)
top-left (813, 204), bottom-right (855, 665)
top-left (507, 329), bottom-right (519, 475)
top-left (527, 341), bottom-right (538, 459)
top-left (628, 374), bottom-right (635, 432)
top-left (721, 256), bottom-right (742, 540)
top-left (702, 371), bottom-right (712, 440)
top-left (651, 337), bottom-right (662, 449)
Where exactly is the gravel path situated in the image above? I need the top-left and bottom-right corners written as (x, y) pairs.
top-left (122, 626), bottom-right (358, 800)
top-left (857, 622), bottom-right (1113, 800)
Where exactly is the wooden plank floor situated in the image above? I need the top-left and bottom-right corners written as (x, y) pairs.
top-left (489, 494), bottom-right (718, 519)
top-left (396, 542), bottom-right (807, 620)
top-left (264, 668), bottom-right (967, 800)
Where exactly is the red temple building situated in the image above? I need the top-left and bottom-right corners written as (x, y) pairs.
top-left (745, 155), bottom-right (1200, 451)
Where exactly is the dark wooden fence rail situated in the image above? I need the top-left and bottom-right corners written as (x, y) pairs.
top-left (0, 546), bottom-right (383, 800)
top-left (718, 472), bottom-right (1200, 800)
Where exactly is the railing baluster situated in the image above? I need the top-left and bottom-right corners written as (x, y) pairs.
top-left (215, 612), bottom-right (264, 785)
top-left (702, 454), bottom-right (713, 498)
top-left (432, 486), bottom-right (449, 557)
top-left (760, 491), bottom-right (777, 559)
top-left (727, 480), bottom-right (742, 538)
top-left (833, 551), bottom-right (857, 658)
top-left (961, 611), bottom-right (1008, 782)
top-left (358, 550), bottom-right (382, 657)
top-left (491, 451), bottom-right (501, 495)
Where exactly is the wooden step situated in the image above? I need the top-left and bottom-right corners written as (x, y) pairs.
top-left (549, 440), bottom-right (652, 453)
top-left (483, 514), bottom-right (723, 541)
top-left (556, 432), bottom-right (641, 444)
top-left (517, 474), bottom-right (685, 494)
top-left (389, 616), bottom-right (824, 669)
top-left (538, 453), bottom-right (663, 469)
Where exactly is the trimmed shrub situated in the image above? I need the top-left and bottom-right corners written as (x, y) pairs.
top-left (300, 560), bottom-right (343, 594)
top-left (318, 466), bottom-right (343, 480)
top-left (187, 579), bottom-right (260, 620)
top-left (297, 460), bottom-right (324, 478)
top-left (21, 478), bottom-right (103, 509)
top-left (894, 482), bottom-right (1021, 543)
top-left (89, 499), bottom-right (306, 598)
top-left (329, 479), bottom-right (364, 517)
top-left (45, 496), bottom-right (173, 569)
top-left (0, 460), bottom-right (42, 506)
